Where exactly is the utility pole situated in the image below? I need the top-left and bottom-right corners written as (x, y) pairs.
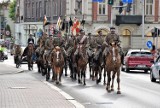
top-left (142, 0), bottom-right (145, 49)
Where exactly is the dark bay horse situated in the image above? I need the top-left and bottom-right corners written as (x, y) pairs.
top-left (91, 48), bottom-right (103, 84)
top-left (77, 45), bottom-right (88, 85)
top-left (51, 46), bottom-right (64, 84)
top-left (104, 41), bottom-right (121, 94)
top-left (27, 44), bottom-right (34, 71)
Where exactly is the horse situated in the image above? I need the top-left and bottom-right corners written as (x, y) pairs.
top-left (91, 47), bottom-right (103, 84)
top-left (87, 48), bottom-right (93, 79)
top-left (51, 46), bottom-right (64, 84)
top-left (104, 40), bottom-right (121, 94)
top-left (76, 45), bottom-right (88, 85)
top-left (27, 44), bottom-right (34, 71)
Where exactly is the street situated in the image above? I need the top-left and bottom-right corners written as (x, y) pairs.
top-left (2, 54), bottom-right (160, 108)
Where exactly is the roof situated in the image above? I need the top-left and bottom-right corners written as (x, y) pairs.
top-left (127, 49), bottom-right (151, 53)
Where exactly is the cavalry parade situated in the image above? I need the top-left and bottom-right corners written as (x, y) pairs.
top-left (1, 0), bottom-right (160, 108)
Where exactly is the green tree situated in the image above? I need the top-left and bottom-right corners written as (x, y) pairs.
top-left (9, 0), bottom-right (16, 21)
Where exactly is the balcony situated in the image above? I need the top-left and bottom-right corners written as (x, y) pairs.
top-left (115, 15), bottom-right (142, 26)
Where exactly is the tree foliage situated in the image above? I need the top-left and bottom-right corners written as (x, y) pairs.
top-left (9, 0), bottom-right (16, 21)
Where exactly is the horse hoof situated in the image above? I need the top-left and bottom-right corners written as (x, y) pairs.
top-left (65, 74), bottom-right (67, 76)
top-left (107, 90), bottom-right (111, 93)
top-left (56, 81), bottom-right (59, 85)
top-left (78, 80), bottom-right (81, 84)
top-left (103, 83), bottom-right (106, 85)
top-left (111, 88), bottom-right (114, 91)
top-left (83, 83), bottom-right (86, 86)
top-left (117, 91), bottom-right (121, 94)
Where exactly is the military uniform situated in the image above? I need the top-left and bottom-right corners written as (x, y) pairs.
top-left (53, 35), bottom-right (67, 57)
top-left (43, 36), bottom-right (54, 64)
top-left (87, 35), bottom-right (96, 57)
top-left (65, 35), bottom-right (76, 56)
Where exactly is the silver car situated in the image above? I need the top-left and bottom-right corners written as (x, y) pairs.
top-left (150, 56), bottom-right (160, 82)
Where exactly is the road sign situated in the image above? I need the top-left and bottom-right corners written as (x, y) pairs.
top-left (146, 41), bottom-right (152, 49)
top-left (6, 31), bottom-right (10, 36)
top-left (122, 0), bottom-right (133, 3)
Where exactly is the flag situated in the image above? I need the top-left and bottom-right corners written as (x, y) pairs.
top-left (71, 17), bottom-right (80, 36)
top-left (43, 15), bottom-right (47, 26)
top-left (92, 0), bottom-right (104, 2)
top-left (56, 17), bottom-right (62, 30)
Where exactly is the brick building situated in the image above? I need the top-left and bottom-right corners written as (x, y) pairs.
top-left (66, 0), bottom-right (160, 50)
top-left (15, 0), bottom-right (66, 45)
top-left (15, 0), bottom-right (160, 49)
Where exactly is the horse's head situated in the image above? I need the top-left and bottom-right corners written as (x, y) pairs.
top-left (53, 46), bottom-right (62, 62)
top-left (109, 40), bottom-right (119, 62)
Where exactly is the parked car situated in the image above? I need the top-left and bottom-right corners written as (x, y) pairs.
top-left (150, 56), bottom-right (160, 82)
top-left (121, 49), bottom-right (154, 73)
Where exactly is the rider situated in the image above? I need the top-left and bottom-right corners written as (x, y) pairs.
top-left (95, 30), bottom-right (105, 59)
top-left (14, 44), bottom-right (22, 63)
top-left (73, 29), bottom-right (88, 67)
top-left (43, 35), bottom-right (54, 65)
top-left (102, 27), bottom-right (122, 65)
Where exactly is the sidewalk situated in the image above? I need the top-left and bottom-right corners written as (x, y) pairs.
top-left (0, 63), bottom-right (84, 108)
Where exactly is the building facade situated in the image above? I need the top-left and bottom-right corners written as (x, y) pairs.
top-left (15, 0), bottom-right (66, 46)
top-left (66, 0), bottom-right (160, 50)
top-left (16, 0), bottom-right (160, 50)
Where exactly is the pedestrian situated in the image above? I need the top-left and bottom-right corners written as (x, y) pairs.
top-left (150, 45), bottom-right (157, 61)
top-left (28, 34), bottom-right (34, 44)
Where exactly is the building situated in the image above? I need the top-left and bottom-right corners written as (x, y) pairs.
top-left (66, 0), bottom-right (160, 50)
top-left (16, 0), bottom-right (160, 50)
top-left (15, 0), bottom-right (66, 46)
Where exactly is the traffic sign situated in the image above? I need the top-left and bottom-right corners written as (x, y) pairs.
top-left (146, 41), bottom-right (152, 49)
top-left (122, 0), bottom-right (133, 3)
top-left (5, 31), bottom-right (10, 36)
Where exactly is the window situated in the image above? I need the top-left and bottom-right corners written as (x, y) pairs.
top-left (44, 1), bottom-right (47, 15)
top-left (145, 0), bottom-right (153, 15)
top-left (75, 0), bottom-right (82, 15)
top-left (53, 1), bottom-right (57, 16)
top-left (32, 2), bottom-right (34, 17)
top-left (98, 0), bottom-right (107, 15)
top-left (39, 1), bottom-right (42, 18)
top-left (36, 2), bottom-right (38, 18)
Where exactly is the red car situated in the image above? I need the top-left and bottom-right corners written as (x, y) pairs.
top-left (121, 49), bottom-right (154, 73)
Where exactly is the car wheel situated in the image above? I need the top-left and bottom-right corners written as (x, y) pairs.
top-left (144, 69), bottom-right (148, 73)
top-left (150, 70), bottom-right (156, 82)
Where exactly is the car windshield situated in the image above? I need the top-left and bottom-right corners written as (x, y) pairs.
top-left (130, 51), bottom-right (152, 57)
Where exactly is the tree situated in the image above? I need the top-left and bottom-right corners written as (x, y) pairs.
top-left (9, 0), bottom-right (16, 21)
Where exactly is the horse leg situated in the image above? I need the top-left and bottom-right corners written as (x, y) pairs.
top-left (117, 70), bottom-right (121, 94)
top-left (97, 67), bottom-right (102, 84)
top-left (111, 72), bottom-right (116, 91)
top-left (103, 68), bottom-right (106, 85)
top-left (83, 69), bottom-right (86, 85)
top-left (52, 68), bottom-right (55, 82)
top-left (77, 69), bottom-right (81, 84)
top-left (106, 71), bottom-right (111, 93)
top-left (64, 58), bottom-right (68, 76)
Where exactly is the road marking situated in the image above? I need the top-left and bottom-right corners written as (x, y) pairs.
top-left (43, 81), bottom-right (85, 108)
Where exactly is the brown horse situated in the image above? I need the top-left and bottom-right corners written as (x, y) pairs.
top-left (77, 45), bottom-right (88, 85)
top-left (51, 46), bottom-right (64, 84)
top-left (104, 41), bottom-right (121, 94)
top-left (27, 44), bottom-right (34, 71)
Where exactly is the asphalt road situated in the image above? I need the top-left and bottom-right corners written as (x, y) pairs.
top-left (4, 54), bottom-right (160, 108)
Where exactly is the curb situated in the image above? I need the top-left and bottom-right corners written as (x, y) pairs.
top-left (43, 81), bottom-right (85, 108)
